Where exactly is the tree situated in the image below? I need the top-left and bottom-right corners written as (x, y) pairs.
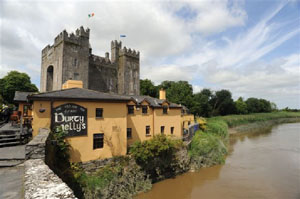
top-left (191, 89), bottom-right (213, 117)
top-left (0, 71), bottom-right (38, 104)
top-left (210, 89), bottom-right (236, 116)
top-left (235, 97), bottom-right (248, 114)
top-left (158, 80), bottom-right (194, 108)
top-left (140, 79), bottom-right (158, 98)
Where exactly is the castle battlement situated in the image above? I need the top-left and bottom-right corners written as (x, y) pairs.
top-left (111, 40), bottom-right (122, 49)
top-left (120, 47), bottom-right (140, 59)
top-left (90, 54), bottom-right (111, 65)
top-left (53, 26), bottom-right (90, 46)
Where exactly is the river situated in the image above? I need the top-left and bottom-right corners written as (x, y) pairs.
top-left (136, 123), bottom-right (300, 199)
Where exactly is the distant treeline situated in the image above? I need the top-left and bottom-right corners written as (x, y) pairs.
top-left (140, 79), bottom-right (284, 117)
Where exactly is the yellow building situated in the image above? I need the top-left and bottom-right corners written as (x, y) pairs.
top-left (27, 81), bottom-right (194, 162)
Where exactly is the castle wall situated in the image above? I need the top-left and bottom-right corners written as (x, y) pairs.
top-left (88, 55), bottom-right (118, 93)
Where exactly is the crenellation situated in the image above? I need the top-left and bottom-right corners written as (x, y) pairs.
top-left (120, 46), bottom-right (139, 58)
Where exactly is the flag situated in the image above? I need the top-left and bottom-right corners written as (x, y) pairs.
top-left (120, 35), bottom-right (126, 38)
top-left (88, 13), bottom-right (95, 18)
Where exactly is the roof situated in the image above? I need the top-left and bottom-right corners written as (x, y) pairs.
top-left (14, 91), bottom-right (36, 102)
top-left (128, 95), bottom-right (182, 108)
top-left (27, 88), bottom-right (182, 108)
top-left (28, 88), bottom-right (131, 102)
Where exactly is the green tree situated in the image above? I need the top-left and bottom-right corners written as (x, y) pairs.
top-left (191, 89), bottom-right (213, 117)
top-left (158, 80), bottom-right (194, 108)
top-left (140, 79), bottom-right (158, 97)
top-left (210, 89), bottom-right (236, 116)
top-left (235, 97), bottom-right (248, 114)
top-left (0, 71), bottom-right (38, 104)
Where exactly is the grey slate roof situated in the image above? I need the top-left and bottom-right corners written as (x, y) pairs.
top-left (28, 88), bottom-right (131, 101)
top-left (14, 91), bottom-right (36, 102)
top-left (128, 95), bottom-right (182, 108)
top-left (28, 88), bottom-right (182, 108)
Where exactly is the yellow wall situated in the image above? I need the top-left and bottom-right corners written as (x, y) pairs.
top-left (127, 101), bottom-right (154, 145)
top-left (153, 107), bottom-right (182, 137)
top-left (18, 102), bottom-right (33, 117)
top-left (181, 114), bottom-right (195, 129)
top-left (32, 100), bottom-right (127, 162)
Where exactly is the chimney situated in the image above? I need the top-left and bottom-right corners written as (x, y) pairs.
top-left (159, 89), bottom-right (166, 100)
top-left (62, 80), bottom-right (83, 89)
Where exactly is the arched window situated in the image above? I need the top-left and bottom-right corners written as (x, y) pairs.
top-left (46, 65), bottom-right (54, 91)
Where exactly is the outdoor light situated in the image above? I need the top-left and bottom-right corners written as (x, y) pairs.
top-left (39, 108), bottom-right (46, 113)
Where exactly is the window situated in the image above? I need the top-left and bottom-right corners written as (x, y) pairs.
top-left (188, 121), bottom-right (191, 125)
top-left (171, 127), bottom-right (174, 134)
top-left (163, 106), bottom-right (168, 114)
top-left (127, 128), bottom-right (132, 139)
top-left (161, 126), bottom-right (165, 134)
top-left (128, 105), bottom-right (134, 114)
top-left (74, 73), bottom-right (79, 80)
top-left (74, 58), bottom-right (78, 67)
top-left (146, 126), bottom-right (150, 136)
top-left (93, 133), bottom-right (104, 149)
top-left (96, 108), bottom-right (103, 118)
top-left (142, 106), bottom-right (147, 114)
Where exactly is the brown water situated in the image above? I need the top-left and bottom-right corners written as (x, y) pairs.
top-left (136, 123), bottom-right (300, 199)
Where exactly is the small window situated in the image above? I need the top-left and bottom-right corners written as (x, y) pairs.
top-left (142, 106), bottom-right (147, 114)
top-left (171, 127), bottom-right (174, 134)
top-left (93, 133), bottom-right (104, 149)
top-left (163, 106), bottom-right (168, 114)
top-left (96, 108), bottom-right (103, 118)
top-left (128, 105), bottom-right (134, 114)
top-left (74, 58), bottom-right (78, 67)
top-left (188, 121), bottom-right (191, 125)
top-left (74, 73), bottom-right (79, 80)
top-left (127, 128), bottom-right (132, 139)
top-left (161, 126), bottom-right (165, 134)
top-left (146, 126), bottom-right (150, 136)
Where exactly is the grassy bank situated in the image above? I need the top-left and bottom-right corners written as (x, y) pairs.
top-left (210, 111), bottom-right (300, 128)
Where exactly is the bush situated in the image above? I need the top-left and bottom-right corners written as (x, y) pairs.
top-left (189, 130), bottom-right (227, 169)
top-left (129, 135), bottom-right (184, 182)
top-left (74, 156), bottom-right (151, 199)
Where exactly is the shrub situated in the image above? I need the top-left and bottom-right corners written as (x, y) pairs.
top-left (129, 134), bottom-right (184, 181)
top-left (189, 130), bottom-right (227, 169)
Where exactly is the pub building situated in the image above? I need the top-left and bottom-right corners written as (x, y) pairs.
top-left (25, 80), bottom-right (194, 162)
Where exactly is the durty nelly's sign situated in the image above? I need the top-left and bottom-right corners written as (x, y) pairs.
top-left (52, 103), bottom-right (87, 137)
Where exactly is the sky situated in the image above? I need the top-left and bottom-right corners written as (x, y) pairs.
top-left (0, 0), bottom-right (299, 108)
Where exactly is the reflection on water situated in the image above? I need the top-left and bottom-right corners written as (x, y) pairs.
top-left (136, 123), bottom-right (300, 199)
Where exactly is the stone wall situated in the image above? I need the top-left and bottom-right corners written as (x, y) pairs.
top-left (24, 159), bottom-right (77, 199)
top-left (24, 128), bottom-right (77, 199)
top-left (25, 128), bottom-right (49, 160)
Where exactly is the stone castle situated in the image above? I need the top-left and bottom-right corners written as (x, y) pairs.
top-left (40, 26), bottom-right (140, 95)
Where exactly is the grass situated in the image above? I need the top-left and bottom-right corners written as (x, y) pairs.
top-left (210, 111), bottom-right (300, 128)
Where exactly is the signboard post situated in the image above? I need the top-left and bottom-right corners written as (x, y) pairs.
top-left (52, 103), bottom-right (87, 137)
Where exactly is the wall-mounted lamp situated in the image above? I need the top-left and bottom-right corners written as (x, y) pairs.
top-left (39, 108), bottom-right (46, 113)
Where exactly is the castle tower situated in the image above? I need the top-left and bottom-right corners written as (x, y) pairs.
top-left (40, 26), bottom-right (90, 92)
top-left (117, 45), bottom-right (140, 95)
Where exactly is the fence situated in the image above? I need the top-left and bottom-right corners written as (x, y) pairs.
top-left (182, 123), bottom-right (199, 142)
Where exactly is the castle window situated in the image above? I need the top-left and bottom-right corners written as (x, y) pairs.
top-left (142, 106), bottom-right (147, 114)
top-left (171, 127), bottom-right (174, 134)
top-left (128, 105), bottom-right (134, 114)
top-left (74, 73), bottom-right (79, 80)
top-left (161, 126), bottom-right (165, 134)
top-left (93, 133), bottom-right (104, 149)
top-left (74, 58), bottom-right (78, 67)
top-left (96, 108), bottom-right (103, 118)
top-left (127, 128), bottom-right (132, 139)
top-left (163, 106), bottom-right (168, 114)
top-left (146, 126), bottom-right (150, 136)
